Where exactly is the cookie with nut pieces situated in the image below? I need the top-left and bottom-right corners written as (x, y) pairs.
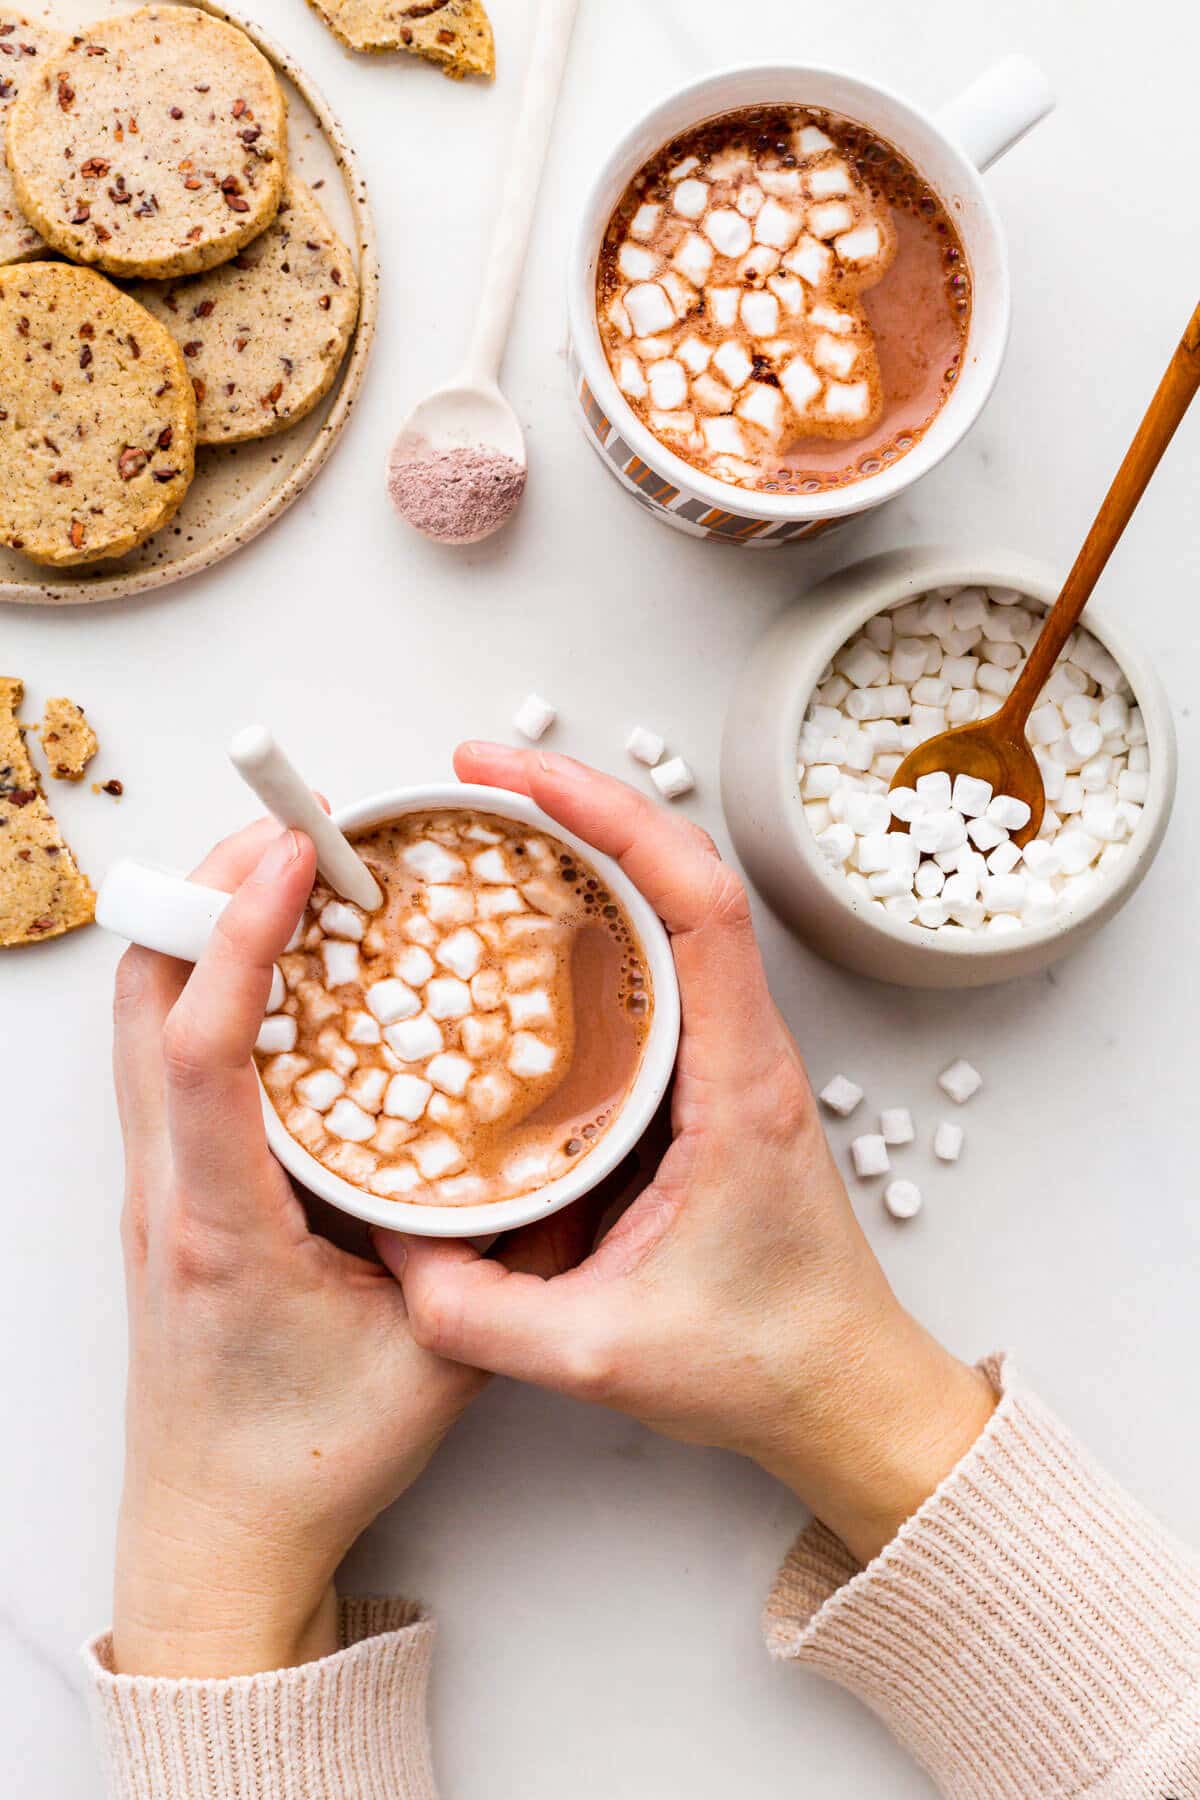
top-left (307, 0), bottom-right (494, 75)
top-left (0, 261), bottom-right (196, 566)
top-left (39, 696), bottom-right (98, 781)
top-left (0, 677), bottom-right (95, 948)
top-left (0, 10), bottom-right (62, 264)
top-left (5, 4), bottom-right (287, 279)
top-left (130, 177), bottom-right (359, 444)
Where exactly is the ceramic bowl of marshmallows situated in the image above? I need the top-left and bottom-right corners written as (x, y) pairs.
top-left (721, 548), bottom-right (1177, 988)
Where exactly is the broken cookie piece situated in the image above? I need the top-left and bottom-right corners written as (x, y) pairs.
top-left (1, 677), bottom-right (96, 948)
top-left (40, 696), bottom-right (99, 782)
top-left (305, 0), bottom-right (495, 75)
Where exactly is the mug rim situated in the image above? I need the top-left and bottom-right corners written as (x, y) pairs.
top-left (260, 783), bottom-right (681, 1238)
top-left (568, 60), bottom-right (1012, 524)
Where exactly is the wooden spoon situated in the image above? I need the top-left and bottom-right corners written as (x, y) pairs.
top-left (890, 299), bottom-right (1200, 847)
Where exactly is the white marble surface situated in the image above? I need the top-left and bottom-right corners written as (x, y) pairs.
top-left (3, 1), bottom-right (1198, 1793)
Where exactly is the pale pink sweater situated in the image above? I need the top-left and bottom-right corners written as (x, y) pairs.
top-left (86, 1359), bottom-right (1200, 1798)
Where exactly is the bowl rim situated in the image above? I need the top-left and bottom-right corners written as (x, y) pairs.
top-left (259, 783), bottom-right (682, 1238)
top-left (777, 547), bottom-right (1176, 961)
top-left (568, 60), bottom-right (1011, 524)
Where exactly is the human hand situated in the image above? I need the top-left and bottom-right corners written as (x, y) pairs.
top-left (379, 746), bottom-right (994, 1565)
top-left (111, 818), bottom-right (486, 1679)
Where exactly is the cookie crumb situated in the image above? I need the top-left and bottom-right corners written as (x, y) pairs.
top-left (39, 695), bottom-right (98, 780)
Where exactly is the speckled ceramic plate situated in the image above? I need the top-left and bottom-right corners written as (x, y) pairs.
top-left (0, 0), bottom-right (377, 604)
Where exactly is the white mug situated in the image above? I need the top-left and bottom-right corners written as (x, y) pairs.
top-left (96, 784), bottom-right (682, 1239)
top-left (567, 55), bottom-right (1054, 544)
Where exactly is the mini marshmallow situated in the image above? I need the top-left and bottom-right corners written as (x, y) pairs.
top-left (693, 374), bottom-right (735, 415)
top-left (850, 1134), bottom-right (890, 1179)
top-left (754, 197), bottom-right (802, 251)
top-left (320, 901), bottom-right (366, 941)
top-left (966, 817), bottom-right (1007, 854)
top-left (326, 1099), bottom-right (376, 1143)
top-left (383, 1073), bottom-right (432, 1122)
top-left (785, 236), bottom-right (833, 287)
top-left (427, 1053), bottom-right (473, 1098)
top-left (393, 946), bottom-right (434, 987)
top-left (651, 756), bottom-right (695, 801)
top-left (703, 208), bottom-right (753, 258)
top-left (403, 840), bottom-right (466, 884)
top-left (426, 888), bottom-right (476, 930)
top-left (321, 939), bottom-right (361, 990)
top-left (425, 977), bottom-right (473, 1021)
top-left (434, 927), bottom-right (484, 981)
top-left (630, 201), bottom-right (662, 241)
top-left (986, 840), bottom-right (1022, 877)
top-left (506, 988), bottom-right (553, 1030)
top-left (986, 794), bottom-right (1032, 832)
top-left (781, 355), bottom-right (821, 413)
top-left (713, 341), bottom-right (753, 390)
top-left (737, 184), bottom-right (765, 218)
top-left (768, 274), bottom-right (806, 316)
top-left (648, 358), bottom-right (689, 410)
top-left (673, 232), bottom-right (714, 287)
top-left (625, 282), bottom-right (676, 338)
top-left (627, 725), bottom-right (666, 767)
top-left (934, 1121), bottom-right (964, 1163)
top-left (951, 774), bottom-right (993, 818)
top-left (471, 968), bottom-right (505, 1010)
top-left (367, 978), bottom-right (420, 1025)
top-left (737, 383), bottom-right (783, 436)
top-left (938, 1059), bottom-right (983, 1104)
top-left (296, 1069), bottom-right (345, 1113)
top-left (823, 381), bottom-right (870, 420)
top-left (256, 1014), bottom-right (297, 1055)
top-left (834, 224), bottom-right (882, 265)
top-left (820, 1074), bottom-right (863, 1117)
top-left (884, 1179), bottom-right (922, 1221)
top-left (808, 161), bottom-right (852, 199)
top-left (410, 1133), bottom-right (466, 1180)
top-left (618, 241), bottom-right (660, 283)
top-left (880, 1107), bottom-right (915, 1146)
top-left (672, 177), bottom-right (709, 219)
top-left (508, 1033), bottom-right (557, 1079)
top-left (915, 772), bottom-right (953, 811)
top-left (799, 125), bottom-right (834, 154)
top-left (808, 200), bottom-right (853, 239)
top-left (740, 290), bottom-right (780, 337)
top-left (384, 1014), bottom-right (443, 1063)
top-left (677, 336), bottom-right (712, 376)
top-left (348, 1068), bottom-right (388, 1114)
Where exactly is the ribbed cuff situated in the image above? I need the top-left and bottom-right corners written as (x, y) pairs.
top-left (85, 1597), bottom-right (438, 1800)
top-left (765, 1356), bottom-right (1200, 1798)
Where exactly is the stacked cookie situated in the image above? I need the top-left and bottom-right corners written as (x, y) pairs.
top-left (0, 4), bottom-right (360, 567)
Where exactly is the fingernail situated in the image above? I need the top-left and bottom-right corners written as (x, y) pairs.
top-left (251, 829), bottom-right (301, 885)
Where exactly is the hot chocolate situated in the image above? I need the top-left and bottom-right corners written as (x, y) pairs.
top-left (596, 104), bottom-right (971, 495)
top-left (254, 810), bottom-right (653, 1207)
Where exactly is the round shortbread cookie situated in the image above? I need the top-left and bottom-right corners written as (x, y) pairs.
top-left (6, 5), bottom-right (287, 279)
top-left (0, 11), bottom-right (61, 264)
top-left (0, 262), bottom-right (196, 566)
top-left (130, 177), bottom-right (359, 444)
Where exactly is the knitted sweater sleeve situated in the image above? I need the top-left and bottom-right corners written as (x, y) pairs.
top-left (85, 1598), bottom-right (438, 1800)
top-left (764, 1356), bottom-right (1200, 1797)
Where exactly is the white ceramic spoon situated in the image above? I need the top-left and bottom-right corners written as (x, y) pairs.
top-left (228, 726), bottom-right (383, 911)
top-left (387, 0), bottom-right (580, 544)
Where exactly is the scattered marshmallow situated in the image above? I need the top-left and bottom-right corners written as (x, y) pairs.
top-left (884, 1178), bottom-right (922, 1220)
top-left (627, 725), bottom-right (666, 767)
top-left (938, 1059), bottom-right (983, 1105)
top-left (851, 1134), bottom-right (890, 1178)
top-left (933, 1121), bottom-right (964, 1163)
top-left (820, 1074), bottom-right (863, 1118)
top-left (651, 756), bottom-right (695, 801)
top-left (513, 693), bottom-right (557, 742)
top-left (880, 1107), bottom-right (915, 1146)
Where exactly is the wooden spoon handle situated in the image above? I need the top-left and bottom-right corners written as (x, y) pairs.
top-left (1005, 299), bottom-right (1200, 724)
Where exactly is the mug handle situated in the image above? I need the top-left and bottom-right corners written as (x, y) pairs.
top-left (96, 859), bottom-right (230, 964)
top-left (937, 54), bottom-right (1055, 173)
